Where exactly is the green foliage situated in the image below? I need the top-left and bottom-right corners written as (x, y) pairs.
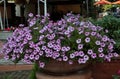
top-left (29, 63), bottom-right (38, 79)
top-left (102, 5), bottom-right (113, 12)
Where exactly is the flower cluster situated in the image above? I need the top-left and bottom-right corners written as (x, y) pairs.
top-left (1, 13), bottom-right (119, 68)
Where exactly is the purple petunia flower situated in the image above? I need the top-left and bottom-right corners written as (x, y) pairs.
top-left (91, 53), bottom-right (97, 59)
top-left (91, 32), bottom-right (96, 36)
top-left (4, 55), bottom-right (9, 60)
top-left (76, 39), bottom-right (81, 44)
top-left (29, 54), bottom-right (34, 60)
top-left (70, 53), bottom-right (75, 59)
top-left (78, 51), bottom-right (84, 57)
top-left (68, 60), bottom-right (73, 64)
top-left (108, 43), bottom-right (113, 49)
top-left (98, 53), bottom-right (104, 58)
top-left (102, 35), bottom-right (108, 42)
top-left (85, 32), bottom-right (90, 36)
top-left (98, 48), bottom-right (103, 53)
top-left (47, 42), bottom-right (53, 48)
top-left (78, 44), bottom-right (83, 50)
top-left (87, 49), bottom-right (93, 55)
top-left (113, 53), bottom-right (119, 57)
top-left (100, 42), bottom-right (106, 47)
top-left (28, 13), bottom-right (34, 17)
top-left (78, 58), bottom-right (86, 64)
top-left (64, 30), bottom-right (70, 35)
top-left (42, 46), bottom-right (47, 50)
top-left (39, 35), bottom-right (45, 40)
top-left (95, 41), bottom-right (100, 45)
top-left (63, 56), bottom-right (68, 61)
top-left (39, 51), bottom-right (44, 56)
top-left (67, 26), bottom-right (74, 32)
top-left (85, 37), bottom-right (90, 43)
top-left (84, 55), bottom-right (89, 61)
top-left (39, 62), bottom-right (45, 68)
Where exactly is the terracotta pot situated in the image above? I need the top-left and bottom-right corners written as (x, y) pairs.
top-left (39, 59), bottom-right (90, 76)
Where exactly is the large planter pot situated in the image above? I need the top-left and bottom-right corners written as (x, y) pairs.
top-left (39, 59), bottom-right (90, 75)
top-left (36, 59), bottom-right (92, 79)
top-left (36, 71), bottom-right (92, 79)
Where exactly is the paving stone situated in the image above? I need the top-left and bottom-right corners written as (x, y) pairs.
top-left (0, 70), bottom-right (31, 79)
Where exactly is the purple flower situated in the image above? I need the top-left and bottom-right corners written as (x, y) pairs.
top-left (66, 46), bottom-right (70, 51)
top-left (52, 52), bottom-right (60, 59)
top-left (108, 53), bottom-right (113, 58)
top-left (87, 49), bottom-right (93, 55)
top-left (85, 37), bottom-right (90, 43)
top-left (28, 13), bottom-right (34, 17)
top-left (99, 53), bottom-right (104, 58)
top-left (61, 47), bottom-right (67, 52)
top-left (42, 46), bottom-right (47, 50)
top-left (4, 55), bottom-right (9, 60)
top-left (84, 55), bottom-right (89, 61)
top-left (39, 51), bottom-right (44, 56)
top-left (39, 35), bottom-right (45, 40)
top-left (12, 55), bottom-right (16, 61)
top-left (98, 48), bottom-right (103, 53)
top-left (64, 31), bottom-right (70, 35)
top-left (79, 31), bottom-right (84, 34)
top-left (113, 53), bottom-right (119, 57)
top-left (67, 26), bottom-right (74, 32)
top-left (78, 51), bottom-right (84, 57)
top-left (78, 44), bottom-right (83, 50)
top-left (95, 41), bottom-right (100, 45)
top-left (57, 58), bottom-right (62, 61)
top-left (58, 20), bottom-right (62, 25)
top-left (63, 56), bottom-right (68, 61)
top-left (78, 58), bottom-right (86, 64)
top-left (56, 39), bottom-right (61, 44)
top-left (68, 60), bottom-right (73, 64)
top-left (47, 42), bottom-right (53, 48)
top-left (19, 24), bottom-right (24, 27)
top-left (85, 32), bottom-right (90, 36)
top-left (102, 35), bottom-right (108, 42)
top-left (45, 48), bottom-right (51, 54)
top-left (33, 51), bottom-right (37, 55)
top-left (91, 53), bottom-right (97, 59)
top-left (24, 54), bottom-right (29, 59)
top-left (70, 53), bottom-right (75, 58)
top-left (39, 62), bottom-right (45, 68)
top-left (76, 39), bottom-right (81, 44)
top-left (91, 32), bottom-right (96, 36)
top-left (26, 34), bottom-right (32, 40)
top-left (53, 45), bottom-right (61, 51)
top-left (29, 54), bottom-right (34, 60)
top-left (100, 42), bottom-right (105, 47)
top-left (108, 43), bottom-right (113, 49)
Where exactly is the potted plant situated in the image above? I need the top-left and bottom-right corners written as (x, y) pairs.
top-left (1, 13), bottom-right (119, 79)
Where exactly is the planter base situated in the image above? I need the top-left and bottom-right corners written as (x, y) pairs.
top-left (36, 70), bottom-right (92, 79)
